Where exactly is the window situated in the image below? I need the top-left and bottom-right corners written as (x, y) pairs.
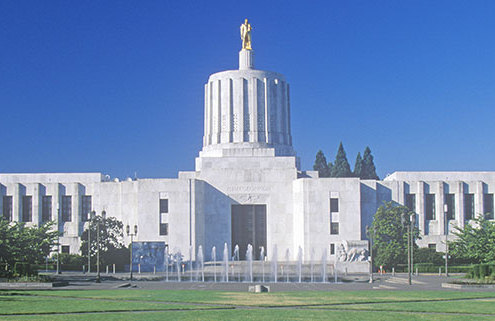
top-left (330, 222), bottom-right (339, 235)
top-left (330, 198), bottom-right (339, 212)
top-left (41, 196), bottom-right (52, 222)
top-left (428, 243), bottom-right (436, 250)
top-left (159, 199), bottom-right (169, 235)
top-left (160, 199), bottom-right (169, 213)
top-left (2, 196), bottom-right (12, 221)
top-left (22, 196), bottom-right (32, 222)
top-left (62, 196), bottom-right (72, 222)
top-left (484, 194), bottom-right (494, 220)
top-left (445, 194), bottom-right (455, 220)
top-left (61, 245), bottom-right (70, 254)
top-left (464, 193), bottom-right (474, 220)
top-left (81, 196), bottom-right (92, 222)
top-left (330, 243), bottom-right (335, 255)
top-left (159, 223), bottom-right (168, 236)
top-left (405, 194), bottom-right (416, 212)
top-left (425, 194), bottom-right (436, 220)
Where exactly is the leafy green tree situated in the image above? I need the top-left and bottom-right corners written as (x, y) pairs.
top-left (330, 142), bottom-right (352, 177)
top-left (449, 217), bottom-right (495, 264)
top-left (313, 150), bottom-right (331, 177)
top-left (353, 152), bottom-right (363, 178)
top-left (371, 202), bottom-right (419, 269)
top-left (0, 220), bottom-right (58, 267)
top-left (361, 146), bottom-right (379, 180)
top-left (80, 216), bottom-right (128, 267)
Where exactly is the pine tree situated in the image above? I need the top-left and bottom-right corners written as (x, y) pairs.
top-left (331, 142), bottom-right (352, 177)
top-left (353, 152), bottom-right (363, 178)
top-left (361, 146), bottom-right (379, 180)
top-left (313, 150), bottom-right (330, 177)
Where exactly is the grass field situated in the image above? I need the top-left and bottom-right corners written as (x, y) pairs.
top-left (1, 289), bottom-right (494, 320)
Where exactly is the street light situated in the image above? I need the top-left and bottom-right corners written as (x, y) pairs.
top-left (88, 210), bottom-right (95, 274)
top-left (365, 225), bottom-right (375, 283)
top-left (402, 212), bottom-right (415, 285)
top-left (444, 203), bottom-right (449, 277)
top-left (56, 204), bottom-right (61, 274)
top-left (95, 210), bottom-right (106, 283)
top-left (126, 224), bottom-right (138, 281)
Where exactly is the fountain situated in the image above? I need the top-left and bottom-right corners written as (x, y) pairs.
top-left (271, 245), bottom-right (278, 283)
top-left (321, 249), bottom-right (327, 283)
top-left (211, 246), bottom-right (217, 282)
top-left (260, 246), bottom-right (265, 282)
top-left (297, 246), bottom-right (303, 283)
top-left (222, 243), bottom-right (229, 282)
top-left (285, 248), bottom-right (291, 282)
top-left (246, 244), bottom-right (253, 282)
top-left (197, 245), bottom-right (204, 282)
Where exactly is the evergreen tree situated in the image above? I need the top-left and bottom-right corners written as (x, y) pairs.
top-left (313, 150), bottom-right (330, 177)
top-left (327, 162), bottom-right (333, 177)
top-left (361, 146), bottom-right (379, 180)
top-left (353, 152), bottom-right (363, 178)
top-left (330, 142), bottom-right (352, 177)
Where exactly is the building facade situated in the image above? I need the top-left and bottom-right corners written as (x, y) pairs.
top-left (1, 40), bottom-right (494, 264)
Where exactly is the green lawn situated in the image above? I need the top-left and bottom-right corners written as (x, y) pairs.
top-left (1, 289), bottom-right (494, 320)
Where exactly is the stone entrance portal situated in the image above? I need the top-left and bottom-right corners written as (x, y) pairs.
top-left (231, 204), bottom-right (267, 260)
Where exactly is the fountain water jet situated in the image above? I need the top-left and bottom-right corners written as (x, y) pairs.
top-left (271, 245), bottom-right (278, 283)
top-left (285, 248), bottom-right (291, 282)
top-left (164, 246), bottom-right (169, 282)
top-left (260, 246), bottom-right (265, 282)
top-left (211, 246), bottom-right (217, 282)
top-left (222, 243), bottom-right (229, 282)
top-left (321, 249), bottom-right (327, 283)
top-left (246, 244), bottom-right (253, 282)
top-left (176, 251), bottom-right (182, 282)
top-left (233, 244), bottom-right (240, 282)
top-left (189, 246), bottom-right (193, 282)
top-left (297, 246), bottom-right (303, 283)
top-left (197, 245), bottom-right (204, 282)
top-left (310, 248), bottom-right (315, 283)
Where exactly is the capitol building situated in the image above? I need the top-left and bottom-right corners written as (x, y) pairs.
top-left (1, 22), bottom-right (494, 267)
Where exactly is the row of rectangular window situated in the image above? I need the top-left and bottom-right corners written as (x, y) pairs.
top-left (1, 195), bottom-right (92, 223)
top-left (405, 193), bottom-right (494, 220)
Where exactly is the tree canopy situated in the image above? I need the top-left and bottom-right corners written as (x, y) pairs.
top-left (371, 202), bottom-right (419, 268)
top-left (331, 142), bottom-right (352, 177)
top-left (353, 152), bottom-right (363, 178)
top-left (0, 220), bottom-right (58, 267)
top-left (313, 150), bottom-right (331, 177)
top-left (449, 217), bottom-right (495, 264)
top-left (80, 216), bottom-right (128, 267)
top-left (361, 146), bottom-right (379, 180)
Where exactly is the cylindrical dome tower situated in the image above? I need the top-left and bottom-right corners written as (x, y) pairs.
top-left (200, 49), bottom-right (295, 158)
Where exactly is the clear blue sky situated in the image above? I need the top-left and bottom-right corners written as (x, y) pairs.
top-left (1, 1), bottom-right (495, 179)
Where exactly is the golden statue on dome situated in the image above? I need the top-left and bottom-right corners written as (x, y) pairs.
top-left (240, 18), bottom-right (252, 50)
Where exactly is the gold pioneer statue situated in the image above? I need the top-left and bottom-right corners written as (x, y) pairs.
top-left (240, 18), bottom-right (252, 50)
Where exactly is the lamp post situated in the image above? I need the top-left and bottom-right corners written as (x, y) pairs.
top-left (56, 204), bottom-right (61, 274)
top-left (126, 224), bottom-right (138, 281)
top-left (402, 212), bottom-right (414, 285)
top-left (444, 203), bottom-right (449, 277)
top-left (95, 210), bottom-right (106, 283)
top-left (88, 210), bottom-right (95, 274)
top-left (366, 225), bottom-right (374, 283)
top-left (410, 213), bottom-right (415, 279)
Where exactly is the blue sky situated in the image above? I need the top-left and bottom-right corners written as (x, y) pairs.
top-left (1, 1), bottom-right (495, 179)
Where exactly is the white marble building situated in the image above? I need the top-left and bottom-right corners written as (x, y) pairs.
top-left (1, 44), bottom-right (494, 264)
